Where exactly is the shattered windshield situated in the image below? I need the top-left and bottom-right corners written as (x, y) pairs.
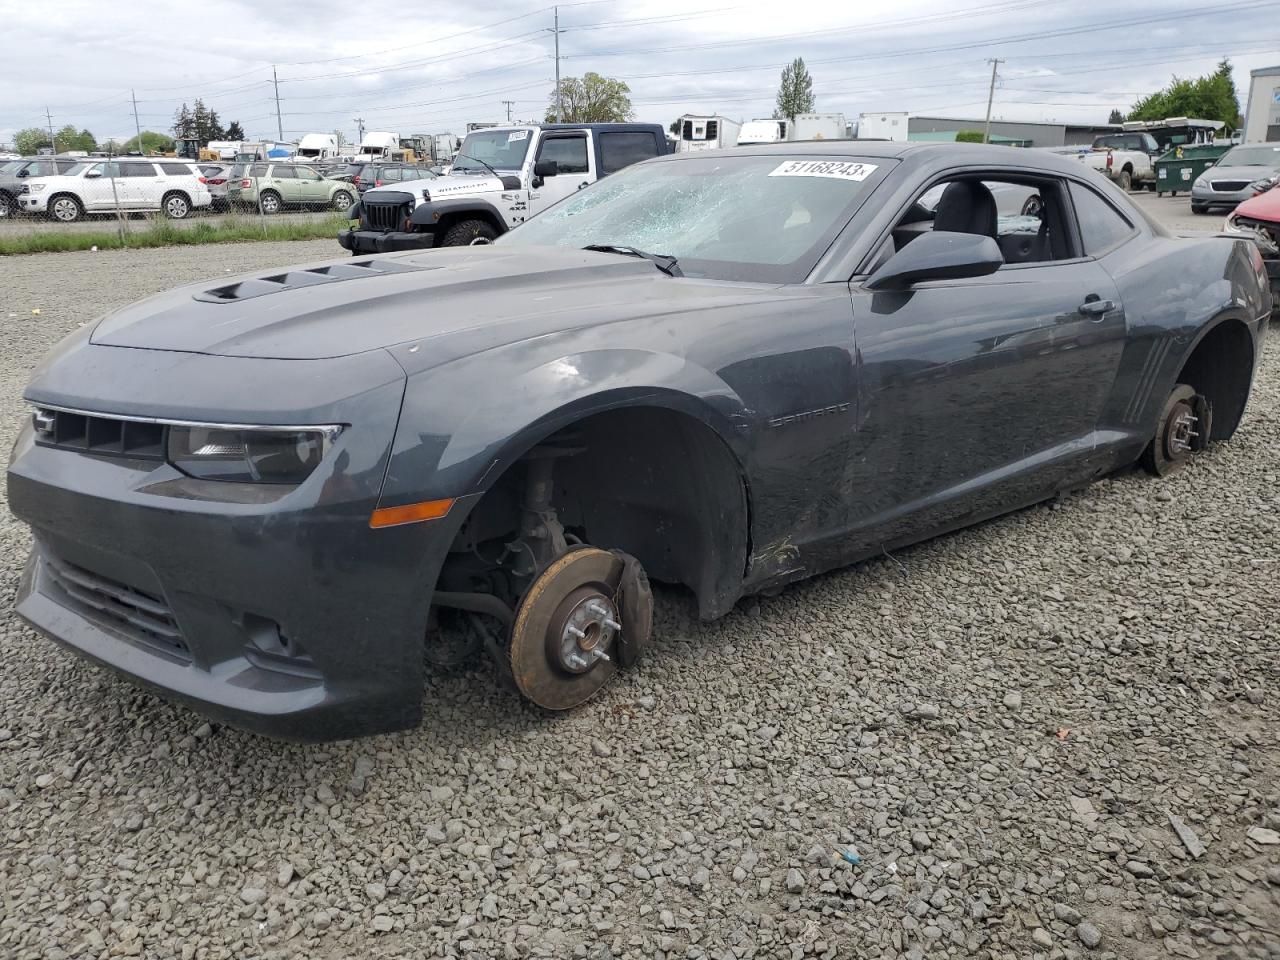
top-left (499, 155), bottom-right (889, 282)
top-left (452, 129), bottom-right (533, 172)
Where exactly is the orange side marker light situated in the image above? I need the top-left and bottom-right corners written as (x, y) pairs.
top-left (369, 498), bottom-right (454, 529)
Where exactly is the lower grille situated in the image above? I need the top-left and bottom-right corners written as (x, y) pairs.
top-left (1211, 180), bottom-right (1250, 192)
top-left (32, 408), bottom-right (165, 460)
top-left (43, 555), bottom-right (189, 659)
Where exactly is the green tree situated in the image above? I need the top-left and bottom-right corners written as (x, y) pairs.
top-left (122, 130), bottom-right (175, 154)
top-left (13, 127), bottom-right (51, 154)
top-left (53, 125), bottom-right (97, 152)
top-left (669, 118), bottom-right (682, 135)
top-left (1128, 59), bottom-right (1241, 130)
top-left (774, 58), bottom-right (815, 121)
top-left (172, 98), bottom-right (225, 143)
top-left (224, 120), bottom-right (246, 141)
top-left (955, 130), bottom-right (986, 143)
top-left (1108, 108), bottom-right (1125, 124)
top-left (547, 73), bottom-right (633, 123)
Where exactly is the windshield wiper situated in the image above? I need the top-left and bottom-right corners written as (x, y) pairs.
top-left (453, 153), bottom-right (501, 178)
top-left (582, 243), bottom-right (682, 277)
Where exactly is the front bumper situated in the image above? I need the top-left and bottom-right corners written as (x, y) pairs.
top-left (6, 340), bottom-right (468, 741)
top-left (1191, 184), bottom-right (1255, 207)
top-left (19, 193), bottom-right (48, 213)
top-left (338, 228), bottom-right (437, 254)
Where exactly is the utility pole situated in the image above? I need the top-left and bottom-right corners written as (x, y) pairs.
top-left (131, 89), bottom-right (143, 150)
top-left (45, 107), bottom-right (56, 153)
top-left (502, 100), bottom-right (516, 122)
top-left (982, 58), bottom-right (1004, 144)
top-left (553, 7), bottom-right (563, 122)
top-left (272, 66), bottom-right (284, 141)
top-left (353, 117), bottom-right (365, 144)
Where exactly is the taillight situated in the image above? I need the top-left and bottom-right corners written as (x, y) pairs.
top-left (353, 175), bottom-right (361, 185)
top-left (198, 176), bottom-right (208, 184)
top-left (1105, 153), bottom-right (1113, 170)
top-left (240, 179), bottom-right (251, 188)
top-left (375, 179), bottom-right (383, 186)
top-left (210, 178), bottom-right (226, 185)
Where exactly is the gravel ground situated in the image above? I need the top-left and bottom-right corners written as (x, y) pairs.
top-left (1, 236), bottom-right (1278, 960)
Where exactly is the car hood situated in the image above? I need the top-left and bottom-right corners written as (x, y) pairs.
top-left (1234, 186), bottom-right (1280, 222)
top-left (1202, 164), bottom-right (1276, 181)
top-left (89, 246), bottom-right (786, 361)
top-left (366, 172), bottom-right (506, 199)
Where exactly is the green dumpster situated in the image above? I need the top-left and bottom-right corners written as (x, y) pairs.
top-left (1154, 144), bottom-right (1230, 197)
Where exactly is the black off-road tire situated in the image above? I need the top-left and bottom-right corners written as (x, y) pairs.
top-left (441, 218), bottom-right (498, 246)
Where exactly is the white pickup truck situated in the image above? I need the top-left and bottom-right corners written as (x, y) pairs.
top-left (1080, 131), bottom-right (1160, 191)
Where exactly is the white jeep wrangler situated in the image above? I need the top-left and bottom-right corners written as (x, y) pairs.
top-left (339, 123), bottom-right (669, 254)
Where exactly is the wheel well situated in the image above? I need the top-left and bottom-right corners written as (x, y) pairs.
top-left (1122, 163), bottom-right (1133, 173)
top-left (1176, 318), bottom-right (1254, 440)
top-left (438, 209), bottom-right (504, 235)
top-left (452, 406), bottom-right (749, 620)
top-left (162, 190), bottom-right (189, 201)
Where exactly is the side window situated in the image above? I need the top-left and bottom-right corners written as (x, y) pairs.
top-left (298, 167), bottom-right (321, 181)
top-left (120, 163), bottom-right (157, 177)
top-left (1069, 182), bottom-right (1134, 255)
top-left (537, 135), bottom-right (589, 174)
top-left (56, 160), bottom-right (77, 173)
top-left (248, 163), bottom-right (267, 177)
top-left (35, 160), bottom-right (57, 176)
top-left (272, 165), bottom-right (296, 179)
top-left (599, 132), bottom-right (658, 174)
top-left (159, 162), bottom-right (192, 175)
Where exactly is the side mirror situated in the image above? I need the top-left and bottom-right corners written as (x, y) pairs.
top-left (84, 169), bottom-right (102, 179)
top-left (533, 160), bottom-right (559, 179)
top-left (16, 168), bottom-right (28, 177)
top-left (865, 231), bottom-right (1004, 291)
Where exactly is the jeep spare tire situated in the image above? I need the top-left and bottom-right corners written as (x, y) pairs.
top-left (442, 218), bottom-right (498, 246)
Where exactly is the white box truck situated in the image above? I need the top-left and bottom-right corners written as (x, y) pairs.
top-left (736, 118), bottom-right (792, 146)
top-left (296, 133), bottom-right (341, 163)
top-left (857, 112), bottom-right (909, 142)
top-left (676, 115), bottom-right (741, 152)
top-left (792, 113), bottom-right (848, 141)
top-left (356, 132), bottom-right (400, 161)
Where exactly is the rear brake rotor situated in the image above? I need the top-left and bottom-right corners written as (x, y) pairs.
top-left (508, 548), bottom-right (625, 710)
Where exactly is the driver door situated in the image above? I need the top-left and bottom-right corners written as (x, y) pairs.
top-left (528, 131), bottom-right (595, 217)
top-left (843, 172), bottom-right (1127, 548)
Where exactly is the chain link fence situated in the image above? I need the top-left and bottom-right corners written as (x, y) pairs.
top-left (0, 154), bottom-right (367, 251)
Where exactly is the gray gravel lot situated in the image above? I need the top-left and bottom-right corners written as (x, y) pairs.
top-left (1, 234), bottom-right (1278, 960)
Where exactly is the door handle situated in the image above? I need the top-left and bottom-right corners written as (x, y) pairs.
top-left (1079, 296), bottom-right (1116, 317)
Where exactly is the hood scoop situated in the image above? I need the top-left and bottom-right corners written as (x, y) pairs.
top-left (193, 259), bottom-right (426, 303)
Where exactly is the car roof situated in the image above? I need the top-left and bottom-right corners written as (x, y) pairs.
top-left (657, 140), bottom-right (1099, 176)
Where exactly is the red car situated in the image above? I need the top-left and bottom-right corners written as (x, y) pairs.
top-left (1225, 184), bottom-right (1280, 304)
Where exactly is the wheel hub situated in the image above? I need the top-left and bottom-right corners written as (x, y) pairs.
top-left (551, 588), bottom-right (621, 674)
top-left (1165, 404), bottom-right (1199, 458)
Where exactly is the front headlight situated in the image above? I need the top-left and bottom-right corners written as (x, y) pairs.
top-left (1249, 174), bottom-right (1279, 193)
top-left (167, 424), bottom-right (342, 484)
top-left (27, 184), bottom-right (47, 193)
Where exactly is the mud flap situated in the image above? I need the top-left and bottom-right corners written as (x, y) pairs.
top-left (610, 549), bottom-right (653, 669)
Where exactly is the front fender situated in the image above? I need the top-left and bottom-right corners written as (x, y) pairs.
top-left (377, 346), bottom-right (752, 508)
top-left (408, 196), bottom-right (510, 233)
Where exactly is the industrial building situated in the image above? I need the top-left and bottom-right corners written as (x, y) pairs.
top-left (1243, 65), bottom-right (1280, 142)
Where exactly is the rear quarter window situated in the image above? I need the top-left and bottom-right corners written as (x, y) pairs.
top-left (599, 131), bottom-right (661, 174)
top-left (1070, 182), bottom-right (1135, 255)
top-left (159, 162), bottom-right (194, 176)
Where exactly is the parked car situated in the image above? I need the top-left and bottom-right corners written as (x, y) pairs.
top-left (1224, 180), bottom-right (1280, 304)
top-left (1080, 131), bottom-right (1160, 191)
top-left (16, 158), bottom-right (212, 221)
top-left (0, 156), bottom-right (80, 218)
top-left (341, 122), bottom-right (670, 254)
top-left (1190, 142), bottom-right (1280, 213)
top-left (198, 163), bottom-right (233, 211)
top-left (225, 162), bottom-right (357, 213)
top-left (7, 142), bottom-right (1269, 740)
top-left (324, 161), bottom-right (438, 194)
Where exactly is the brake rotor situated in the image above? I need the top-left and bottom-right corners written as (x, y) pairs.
top-left (508, 547), bottom-right (625, 710)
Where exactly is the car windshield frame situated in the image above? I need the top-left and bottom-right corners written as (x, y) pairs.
top-left (451, 129), bottom-right (534, 172)
top-left (497, 153), bottom-right (894, 284)
top-left (1220, 145), bottom-right (1280, 167)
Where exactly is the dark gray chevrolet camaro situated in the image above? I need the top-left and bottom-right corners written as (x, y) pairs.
top-left (8, 142), bottom-right (1271, 740)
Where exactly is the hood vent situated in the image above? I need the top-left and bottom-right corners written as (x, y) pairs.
top-left (194, 259), bottom-right (423, 303)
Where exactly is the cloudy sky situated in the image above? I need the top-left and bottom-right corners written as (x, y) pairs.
top-left (3, 0), bottom-right (1276, 147)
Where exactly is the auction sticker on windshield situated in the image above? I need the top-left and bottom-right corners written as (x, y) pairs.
top-left (507, 130), bottom-right (530, 142)
top-left (768, 160), bottom-right (878, 181)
